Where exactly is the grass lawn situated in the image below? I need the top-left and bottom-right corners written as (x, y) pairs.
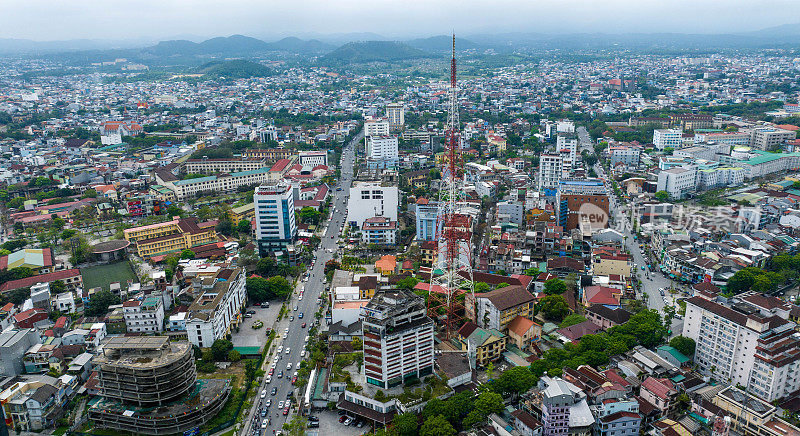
top-left (80, 261), bottom-right (138, 291)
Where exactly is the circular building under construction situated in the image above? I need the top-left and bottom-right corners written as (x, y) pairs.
top-left (87, 336), bottom-right (229, 435)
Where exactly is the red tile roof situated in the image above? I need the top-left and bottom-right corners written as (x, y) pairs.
top-left (1, 268), bottom-right (81, 293)
top-left (641, 377), bottom-right (676, 400)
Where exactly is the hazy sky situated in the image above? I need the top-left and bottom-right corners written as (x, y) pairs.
top-left (1, 0), bottom-right (798, 41)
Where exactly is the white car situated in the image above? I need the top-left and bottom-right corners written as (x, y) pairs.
top-left (284, 327), bottom-right (290, 334)
top-left (278, 400), bottom-right (284, 409)
top-left (285, 347), bottom-right (291, 355)
top-left (276, 346), bottom-right (283, 354)
top-left (287, 362), bottom-right (293, 370)
top-left (265, 376), bottom-right (272, 384)
top-left (260, 390), bottom-right (267, 399)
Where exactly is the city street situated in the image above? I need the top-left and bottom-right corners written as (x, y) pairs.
top-left (242, 130), bottom-right (361, 436)
top-left (579, 127), bottom-right (683, 335)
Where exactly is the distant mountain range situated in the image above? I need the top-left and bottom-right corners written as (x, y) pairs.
top-left (144, 34), bottom-right (333, 56)
top-left (4, 23), bottom-right (800, 65)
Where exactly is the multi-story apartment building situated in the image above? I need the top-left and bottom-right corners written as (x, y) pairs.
top-left (0, 379), bottom-right (66, 431)
top-left (656, 166), bottom-right (697, 199)
top-left (652, 129), bottom-right (682, 150)
top-left (183, 157), bottom-right (267, 175)
top-left (243, 148), bottom-right (297, 161)
top-left (415, 199), bottom-right (439, 241)
top-left (123, 217), bottom-right (217, 258)
top-left (497, 201), bottom-right (525, 225)
top-left (364, 118), bottom-right (390, 137)
top-left (557, 134), bottom-right (578, 170)
top-left (385, 103), bottom-right (405, 129)
top-left (538, 154), bottom-right (563, 194)
top-left (682, 292), bottom-right (800, 401)
top-left (253, 184), bottom-right (297, 256)
top-left (185, 268), bottom-right (247, 348)
top-left (366, 136), bottom-right (399, 169)
top-left (750, 127), bottom-right (795, 151)
top-left (527, 376), bottom-right (594, 436)
top-left (123, 296), bottom-right (165, 333)
top-left (346, 181), bottom-right (399, 229)
top-left (608, 143), bottom-right (642, 166)
top-left (360, 216), bottom-right (397, 246)
top-left (361, 289), bottom-right (434, 389)
top-left (469, 285), bottom-right (536, 332)
top-left (298, 150), bottom-right (328, 167)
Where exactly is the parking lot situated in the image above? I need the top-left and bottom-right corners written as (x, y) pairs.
top-left (310, 410), bottom-right (371, 436)
top-left (232, 304), bottom-right (281, 349)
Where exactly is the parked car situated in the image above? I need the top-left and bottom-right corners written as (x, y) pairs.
top-left (271, 387), bottom-right (277, 395)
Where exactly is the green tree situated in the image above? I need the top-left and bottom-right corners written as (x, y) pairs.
top-left (227, 349), bottom-right (241, 362)
top-left (236, 219), bottom-right (251, 235)
top-left (393, 412), bottom-right (419, 436)
top-left (397, 276), bottom-right (420, 291)
top-left (85, 290), bottom-right (121, 316)
top-left (298, 207), bottom-right (322, 225)
top-left (166, 205), bottom-right (184, 217)
top-left (523, 267), bottom-right (540, 277)
top-left (180, 249), bottom-right (195, 259)
top-left (669, 335), bottom-right (696, 356)
top-left (474, 282), bottom-right (491, 293)
top-left (543, 278), bottom-right (567, 296)
top-left (420, 415), bottom-right (455, 436)
top-left (210, 339), bottom-right (233, 361)
top-left (493, 367), bottom-right (537, 399)
top-left (539, 295), bottom-right (570, 322)
top-left (282, 414), bottom-right (308, 436)
top-left (655, 191), bottom-right (670, 202)
top-left (50, 280), bottom-right (66, 294)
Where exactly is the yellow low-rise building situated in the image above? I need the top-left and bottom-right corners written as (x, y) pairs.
top-left (457, 323), bottom-right (507, 367)
top-left (124, 217), bottom-right (217, 258)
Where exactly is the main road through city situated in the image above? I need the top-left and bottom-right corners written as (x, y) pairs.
top-left (577, 127), bottom-right (682, 335)
top-left (243, 130), bottom-right (361, 435)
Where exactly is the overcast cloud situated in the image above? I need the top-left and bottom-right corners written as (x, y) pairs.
top-left (0, 0), bottom-right (798, 41)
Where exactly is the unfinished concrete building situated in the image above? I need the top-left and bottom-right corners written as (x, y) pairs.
top-left (88, 336), bottom-right (229, 435)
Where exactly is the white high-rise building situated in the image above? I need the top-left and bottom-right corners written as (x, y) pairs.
top-left (557, 135), bottom-right (578, 171)
top-left (682, 292), bottom-right (800, 401)
top-left (254, 184), bottom-right (297, 256)
top-left (346, 181), bottom-right (398, 228)
top-left (653, 129), bottom-right (683, 150)
top-left (386, 103), bottom-right (405, 129)
top-left (538, 154), bottom-right (563, 193)
top-left (366, 136), bottom-right (399, 168)
top-left (364, 118), bottom-right (390, 137)
top-left (361, 289), bottom-right (434, 389)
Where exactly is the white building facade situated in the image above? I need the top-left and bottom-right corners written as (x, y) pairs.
top-left (254, 184), bottom-right (297, 256)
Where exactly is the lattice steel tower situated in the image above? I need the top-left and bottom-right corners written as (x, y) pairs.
top-left (427, 35), bottom-right (475, 340)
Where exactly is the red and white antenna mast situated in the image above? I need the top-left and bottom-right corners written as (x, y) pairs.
top-left (428, 34), bottom-right (475, 341)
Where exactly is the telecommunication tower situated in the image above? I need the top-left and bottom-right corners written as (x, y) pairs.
top-left (427, 35), bottom-right (475, 340)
